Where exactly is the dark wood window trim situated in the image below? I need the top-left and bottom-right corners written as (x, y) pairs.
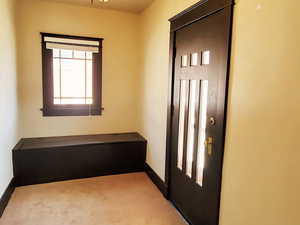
top-left (41, 33), bottom-right (103, 117)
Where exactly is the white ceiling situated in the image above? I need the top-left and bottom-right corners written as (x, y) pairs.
top-left (42, 0), bottom-right (154, 13)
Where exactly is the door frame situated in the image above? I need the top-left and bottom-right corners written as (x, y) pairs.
top-left (165, 0), bottom-right (234, 204)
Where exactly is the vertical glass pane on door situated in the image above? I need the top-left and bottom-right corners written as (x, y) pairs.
top-left (197, 80), bottom-right (209, 186)
top-left (186, 80), bottom-right (197, 177)
top-left (177, 80), bottom-right (188, 170)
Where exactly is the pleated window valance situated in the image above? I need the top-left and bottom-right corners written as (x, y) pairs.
top-left (42, 33), bottom-right (103, 53)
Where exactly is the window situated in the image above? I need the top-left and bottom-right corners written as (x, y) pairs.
top-left (41, 33), bottom-right (103, 116)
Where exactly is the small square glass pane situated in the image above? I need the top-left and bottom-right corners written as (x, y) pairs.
top-left (202, 51), bottom-right (210, 65)
top-left (74, 51), bottom-right (86, 59)
top-left (86, 52), bottom-right (93, 60)
top-left (54, 98), bottom-right (61, 105)
top-left (60, 49), bottom-right (73, 58)
top-left (86, 98), bottom-right (93, 104)
top-left (53, 49), bottom-right (60, 58)
top-left (191, 53), bottom-right (198, 66)
top-left (181, 55), bottom-right (188, 67)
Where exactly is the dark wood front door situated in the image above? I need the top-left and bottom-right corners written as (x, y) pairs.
top-left (169, 5), bottom-right (233, 225)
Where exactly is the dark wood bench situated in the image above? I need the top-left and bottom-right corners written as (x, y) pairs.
top-left (13, 132), bottom-right (147, 186)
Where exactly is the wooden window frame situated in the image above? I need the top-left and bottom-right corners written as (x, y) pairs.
top-left (41, 33), bottom-right (103, 117)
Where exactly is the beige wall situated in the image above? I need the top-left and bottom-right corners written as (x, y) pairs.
top-left (4, 0), bottom-right (299, 223)
top-left (139, 0), bottom-right (300, 225)
top-left (0, 0), bottom-right (19, 196)
top-left (138, 0), bottom-right (202, 183)
top-left (16, 0), bottom-right (141, 137)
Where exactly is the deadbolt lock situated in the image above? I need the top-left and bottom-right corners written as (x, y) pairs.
top-left (209, 117), bottom-right (216, 126)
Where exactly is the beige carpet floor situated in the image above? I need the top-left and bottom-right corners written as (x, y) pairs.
top-left (0, 173), bottom-right (186, 225)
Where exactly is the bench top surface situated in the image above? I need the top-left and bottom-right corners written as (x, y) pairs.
top-left (15, 132), bottom-right (146, 150)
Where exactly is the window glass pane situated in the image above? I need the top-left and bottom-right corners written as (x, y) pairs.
top-left (60, 59), bottom-right (85, 97)
top-left (52, 49), bottom-right (94, 106)
top-left (60, 49), bottom-right (73, 58)
top-left (53, 49), bottom-right (60, 58)
top-left (86, 60), bottom-right (93, 98)
top-left (186, 80), bottom-right (197, 178)
top-left (53, 58), bottom-right (60, 98)
top-left (177, 80), bottom-right (187, 170)
top-left (197, 80), bottom-right (209, 186)
top-left (86, 52), bottom-right (93, 60)
top-left (54, 98), bottom-right (61, 105)
top-left (74, 51), bottom-right (86, 59)
top-left (86, 98), bottom-right (93, 104)
top-left (60, 98), bottom-right (85, 104)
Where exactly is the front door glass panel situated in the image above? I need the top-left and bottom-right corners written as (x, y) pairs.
top-left (177, 80), bottom-right (187, 170)
top-left (186, 80), bottom-right (197, 177)
top-left (197, 80), bottom-right (208, 186)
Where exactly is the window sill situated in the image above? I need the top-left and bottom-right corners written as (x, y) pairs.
top-left (41, 106), bottom-right (102, 117)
